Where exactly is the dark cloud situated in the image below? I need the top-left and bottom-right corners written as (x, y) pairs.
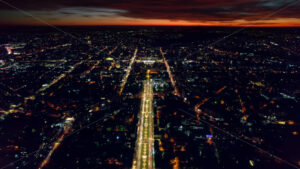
top-left (0, 0), bottom-right (299, 22)
top-left (59, 11), bottom-right (75, 15)
top-left (82, 15), bottom-right (91, 17)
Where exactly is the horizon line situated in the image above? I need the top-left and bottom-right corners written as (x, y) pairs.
top-left (1, 24), bottom-right (300, 28)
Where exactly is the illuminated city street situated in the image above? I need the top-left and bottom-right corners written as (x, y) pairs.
top-left (119, 48), bottom-right (138, 95)
top-left (0, 26), bottom-right (299, 169)
top-left (160, 48), bottom-right (180, 97)
top-left (132, 70), bottom-right (155, 169)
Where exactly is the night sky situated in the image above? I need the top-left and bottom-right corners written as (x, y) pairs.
top-left (0, 0), bottom-right (300, 26)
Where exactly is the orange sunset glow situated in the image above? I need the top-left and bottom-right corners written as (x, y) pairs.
top-left (0, 0), bottom-right (299, 27)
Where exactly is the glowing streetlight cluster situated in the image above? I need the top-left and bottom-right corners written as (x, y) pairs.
top-left (132, 70), bottom-right (155, 169)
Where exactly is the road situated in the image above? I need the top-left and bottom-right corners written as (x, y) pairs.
top-left (39, 117), bottom-right (75, 169)
top-left (160, 48), bottom-right (180, 97)
top-left (132, 70), bottom-right (155, 169)
top-left (119, 48), bottom-right (138, 95)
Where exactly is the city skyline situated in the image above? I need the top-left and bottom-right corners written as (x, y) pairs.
top-left (0, 26), bottom-right (299, 169)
